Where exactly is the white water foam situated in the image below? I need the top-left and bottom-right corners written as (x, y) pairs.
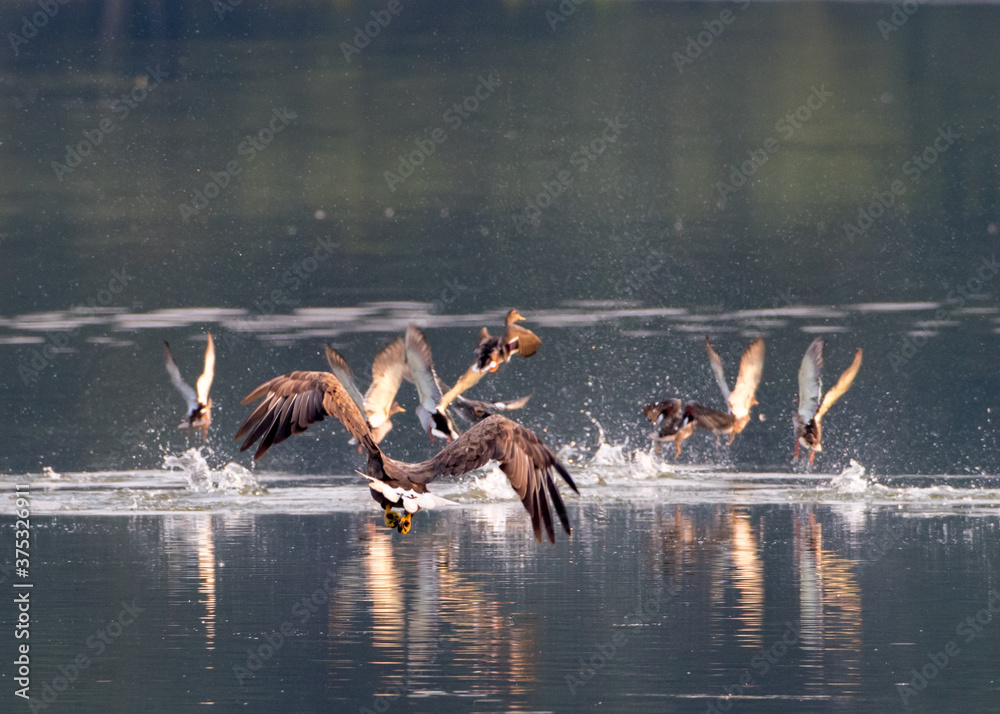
top-left (830, 459), bottom-right (871, 494)
top-left (162, 448), bottom-right (263, 494)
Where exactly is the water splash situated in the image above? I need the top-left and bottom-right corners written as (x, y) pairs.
top-left (830, 459), bottom-right (871, 494)
top-left (468, 465), bottom-right (517, 502)
top-left (162, 449), bottom-right (263, 494)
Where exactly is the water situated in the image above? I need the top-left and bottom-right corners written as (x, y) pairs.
top-left (3, 1), bottom-right (1000, 711)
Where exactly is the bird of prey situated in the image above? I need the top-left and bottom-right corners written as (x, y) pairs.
top-left (794, 338), bottom-right (863, 465)
top-left (439, 309), bottom-right (541, 409)
top-left (163, 331), bottom-right (215, 442)
top-left (234, 369), bottom-right (577, 543)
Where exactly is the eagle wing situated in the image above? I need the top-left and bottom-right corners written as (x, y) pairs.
top-left (235, 370), bottom-right (376, 460)
top-left (390, 415), bottom-right (578, 543)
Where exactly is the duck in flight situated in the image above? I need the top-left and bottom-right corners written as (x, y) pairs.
top-left (438, 309), bottom-right (541, 409)
top-left (234, 367), bottom-right (576, 543)
top-left (404, 325), bottom-right (531, 436)
top-left (163, 331), bottom-right (215, 442)
top-left (794, 338), bottom-right (863, 465)
top-left (325, 341), bottom-right (406, 446)
top-left (691, 337), bottom-right (765, 444)
top-left (642, 397), bottom-right (698, 457)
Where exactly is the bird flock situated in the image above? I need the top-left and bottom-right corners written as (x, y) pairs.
top-left (164, 311), bottom-right (862, 544)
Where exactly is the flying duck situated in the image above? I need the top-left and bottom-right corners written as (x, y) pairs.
top-left (326, 341), bottom-right (406, 446)
top-left (234, 370), bottom-right (577, 543)
top-left (403, 326), bottom-right (460, 441)
top-left (439, 309), bottom-right (541, 409)
top-left (642, 397), bottom-right (698, 457)
top-left (694, 337), bottom-right (765, 444)
top-left (794, 338), bottom-right (863, 465)
top-left (164, 331), bottom-right (215, 442)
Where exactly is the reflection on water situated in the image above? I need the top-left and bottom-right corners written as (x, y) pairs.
top-left (7, 504), bottom-right (997, 712)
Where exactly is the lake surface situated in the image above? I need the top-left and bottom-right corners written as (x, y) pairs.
top-left (2, 1), bottom-right (1000, 711)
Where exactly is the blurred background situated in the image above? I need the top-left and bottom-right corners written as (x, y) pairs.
top-left (1, 0), bottom-right (998, 475)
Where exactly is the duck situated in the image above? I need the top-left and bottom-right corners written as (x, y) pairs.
top-left (325, 340), bottom-right (406, 446)
top-left (693, 337), bottom-right (765, 444)
top-left (234, 369), bottom-right (577, 543)
top-left (402, 326), bottom-right (461, 441)
top-left (642, 397), bottom-right (698, 457)
top-left (794, 338), bottom-right (863, 465)
top-left (163, 331), bottom-right (215, 442)
top-left (451, 393), bottom-right (532, 425)
top-left (439, 309), bottom-right (541, 409)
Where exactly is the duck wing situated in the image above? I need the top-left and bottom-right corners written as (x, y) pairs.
top-left (164, 342), bottom-right (200, 414)
top-left (704, 337), bottom-right (732, 406)
top-left (816, 348), bottom-right (862, 422)
top-left (797, 337), bottom-right (824, 425)
top-left (728, 338), bottom-right (765, 421)
top-left (195, 332), bottom-right (215, 406)
top-left (324, 345), bottom-right (367, 414)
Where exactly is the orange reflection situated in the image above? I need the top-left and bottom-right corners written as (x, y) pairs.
top-left (328, 519), bottom-right (538, 709)
top-left (795, 510), bottom-right (863, 692)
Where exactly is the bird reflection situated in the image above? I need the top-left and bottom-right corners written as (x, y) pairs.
top-left (729, 510), bottom-right (764, 650)
top-left (328, 523), bottom-right (538, 708)
top-left (794, 510), bottom-right (863, 692)
top-left (195, 515), bottom-right (217, 654)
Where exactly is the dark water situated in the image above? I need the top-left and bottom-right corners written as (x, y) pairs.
top-left (2, 505), bottom-right (999, 712)
top-left (2, 1), bottom-right (1000, 712)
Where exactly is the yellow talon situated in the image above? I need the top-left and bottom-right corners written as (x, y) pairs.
top-left (383, 505), bottom-right (399, 529)
top-left (397, 513), bottom-right (412, 535)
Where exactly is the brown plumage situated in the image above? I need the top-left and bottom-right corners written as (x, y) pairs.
top-left (439, 309), bottom-right (542, 409)
top-left (164, 331), bottom-right (215, 442)
top-left (701, 337), bottom-right (765, 443)
top-left (794, 338), bottom-right (863, 464)
top-left (642, 398), bottom-right (698, 457)
top-left (234, 370), bottom-right (577, 543)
